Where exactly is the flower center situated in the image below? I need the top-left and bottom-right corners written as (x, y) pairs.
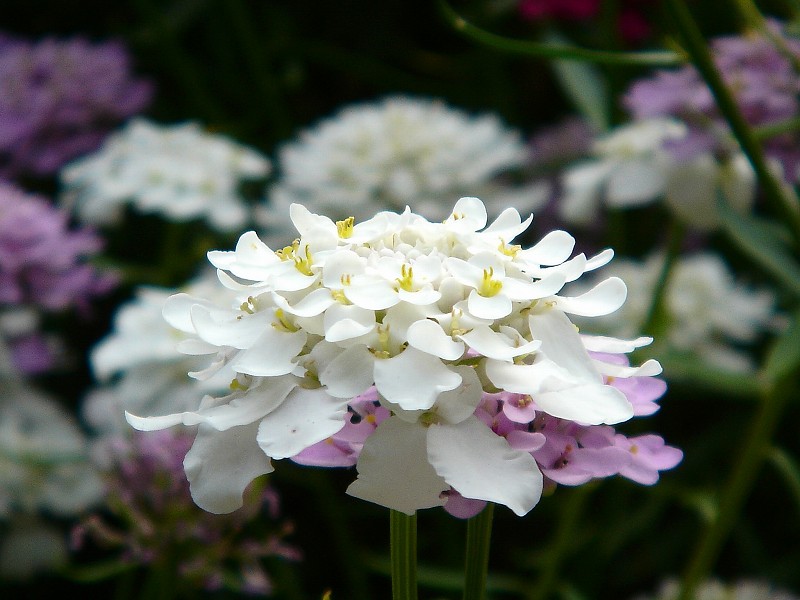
top-left (336, 216), bottom-right (355, 239)
top-left (478, 267), bottom-right (503, 297)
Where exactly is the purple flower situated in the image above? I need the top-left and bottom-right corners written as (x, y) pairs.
top-left (0, 32), bottom-right (152, 179)
top-left (0, 181), bottom-right (115, 313)
top-left (76, 429), bottom-right (300, 596)
top-left (624, 21), bottom-right (800, 179)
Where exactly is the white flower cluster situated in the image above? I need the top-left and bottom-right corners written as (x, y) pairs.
top-left (632, 579), bottom-right (799, 600)
top-left (127, 197), bottom-right (660, 516)
top-left (561, 119), bottom-right (755, 229)
top-left (264, 96), bottom-right (547, 234)
top-left (583, 252), bottom-right (775, 372)
top-left (61, 118), bottom-right (270, 231)
top-left (88, 272), bottom-right (236, 431)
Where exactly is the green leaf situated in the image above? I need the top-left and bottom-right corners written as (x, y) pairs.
top-left (62, 559), bottom-right (137, 582)
top-left (763, 308), bottom-right (800, 383)
top-left (717, 194), bottom-right (800, 298)
top-left (545, 31), bottom-right (610, 131)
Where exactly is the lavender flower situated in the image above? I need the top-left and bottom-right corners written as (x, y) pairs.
top-left (74, 428), bottom-right (300, 596)
top-left (0, 32), bottom-right (152, 179)
top-left (632, 579), bottom-right (799, 600)
top-left (0, 181), bottom-right (114, 313)
top-left (624, 22), bottom-right (800, 181)
top-left (0, 181), bottom-right (114, 374)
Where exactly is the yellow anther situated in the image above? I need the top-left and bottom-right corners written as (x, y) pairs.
top-left (293, 244), bottom-right (314, 276)
top-left (517, 395), bottom-right (533, 407)
top-left (331, 289), bottom-right (350, 305)
top-left (478, 267), bottom-right (503, 297)
top-left (336, 216), bottom-right (355, 239)
top-left (366, 414), bottom-right (377, 424)
top-left (229, 378), bottom-right (246, 391)
top-left (340, 273), bottom-right (352, 286)
top-left (395, 264), bottom-right (415, 292)
top-left (276, 239), bottom-right (300, 261)
top-left (272, 308), bottom-right (299, 332)
top-left (450, 211), bottom-right (465, 221)
top-left (239, 296), bottom-right (257, 314)
top-left (630, 444), bottom-right (639, 455)
top-left (498, 239), bottom-right (521, 258)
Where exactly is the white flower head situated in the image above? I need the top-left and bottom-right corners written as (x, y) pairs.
top-left (261, 96), bottom-right (548, 241)
top-left (128, 197), bottom-right (658, 516)
top-left (560, 118), bottom-right (755, 229)
top-left (580, 252), bottom-right (776, 372)
top-left (61, 118), bottom-right (270, 231)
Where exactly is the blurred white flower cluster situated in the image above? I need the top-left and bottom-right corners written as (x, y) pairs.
top-left (0, 343), bottom-right (103, 577)
top-left (581, 252), bottom-right (776, 372)
top-left (264, 96), bottom-right (547, 237)
top-left (560, 119), bottom-right (755, 229)
top-left (61, 118), bottom-right (270, 231)
top-left (632, 579), bottom-right (799, 600)
top-left (127, 197), bottom-right (662, 516)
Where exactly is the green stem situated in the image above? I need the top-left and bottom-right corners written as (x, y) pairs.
top-left (463, 503), bottom-right (495, 600)
top-left (754, 116), bottom-right (800, 141)
top-left (437, 0), bottom-right (684, 66)
top-left (766, 446), bottom-right (800, 513)
top-left (676, 374), bottom-right (794, 600)
top-left (528, 487), bottom-right (593, 600)
top-left (640, 219), bottom-right (686, 338)
top-left (390, 510), bottom-right (418, 600)
top-left (665, 0), bottom-right (800, 248)
top-left (733, 0), bottom-right (800, 72)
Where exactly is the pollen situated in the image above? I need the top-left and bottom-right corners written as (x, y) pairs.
top-left (395, 264), bottom-right (415, 292)
top-left (478, 267), bottom-right (503, 297)
top-left (336, 216), bottom-right (355, 239)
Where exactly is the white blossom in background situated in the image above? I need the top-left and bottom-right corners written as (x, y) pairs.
top-left (262, 96), bottom-right (548, 238)
top-left (60, 118), bottom-right (270, 232)
top-left (560, 118), bottom-right (755, 229)
top-left (631, 579), bottom-right (799, 600)
top-left (127, 196), bottom-right (663, 517)
top-left (0, 370), bottom-right (103, 577)
top-left (87, 271), bottom-right (238, 443)
top-left (579, 252), bottom-right (776, 372)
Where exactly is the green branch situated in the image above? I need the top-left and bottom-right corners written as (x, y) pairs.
top-left (437, 0), bottom-right (684, 66)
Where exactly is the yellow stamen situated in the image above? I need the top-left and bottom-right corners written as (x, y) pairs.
top-left (395, 264), bottom-right (415, 292)
top-left (478, 267), bottom-right (503, 297)
top-left (336, 216), bottom-right (355, 239)
top-left (272, 308), bottom-right (299, 332)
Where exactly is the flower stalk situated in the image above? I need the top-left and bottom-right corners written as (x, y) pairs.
top-left (391, 510), bottom-right (418, 600)
top-left (462, 503), bottom-right (494, 600)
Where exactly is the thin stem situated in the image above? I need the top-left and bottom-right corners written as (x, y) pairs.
top-left (640, 219), bottom-right (686, 338)
top-left (528, 486), bottom-right (592, 600)
top-left (437, 0), bottom-right (684, 66)
top-left (463, 503), bottom-right (495, 600)
top-left (676, 374), bottom-right (794, 600)
top-left (766, 446), bottom-right (800, 513)
top-left (754, 116), bottom-right (800, 141)
top-left (390, 510), bottom-right (418, 600)
top-left (665, 0), bottom-right (800, 248)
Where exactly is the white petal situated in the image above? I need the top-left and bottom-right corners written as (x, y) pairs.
top-left (592, 357), bottom-right (662, 378)
top-left (176, 338), bottom-right (218, 355)
top-left (184, 422), bottom-right (274, 514)
top-left (231, 327), bottom-right (306, 376)
top-left (522, 230), bottom-right (575, 266)
top-left (125, 376), bottom-right (297, 431)
top-left (502, 272), bottom-right (567, 301)
top-left (162, 293), bottom-right (211, 333)
top-left (482, 207), bottom-right (533, 241)
top-left (458, 325), bottom-right (540, 361)
top-left (467, 289), bottom-right (512, 320)
top-left (319, 345), bottom-right (375, 398)
top-left (484, 359), bottom-right (554, 395)
top-left (553, 276), bottom-right (627, 317)
top-left (272, 288), bottom-right (335, 317)
top-left (344, 279), bottom-right (401, 310)
top-left (446, 197), bottom-right (487, 232)
top-left (580, 335), bottom-right (652, 353)
top-left (347, 418), bottom-right (447, 515)
top-left (373, 347), bottom-right (462, 411)
top-left (406, 319), bottom-right (465, 361)
top-left (529, 310), bottom-right (600, 383)
top-left (190, 305), bottom-right (264, 349)
top-left (433, 366), bottom-right (483, 424)
top-left (324, 304), bottom-right (376, 343)
top-left (534, 383), bottom-right (633, 425)
top-left (427, 416), bottom-right (542, 516)
top-left (256, 387), bottom-right (348, 459)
